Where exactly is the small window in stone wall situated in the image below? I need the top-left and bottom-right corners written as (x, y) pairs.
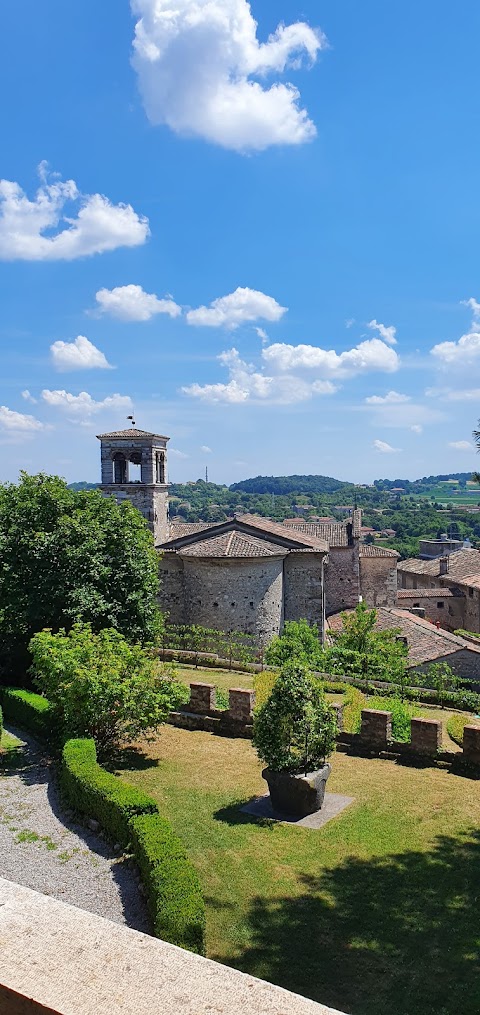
top-left (469, 589), bottom-right (474, 598)
top-left (413, 603), bottom-right (420, 608)
top-left (213, 602), bottom-right (218, 608)
top-left (437, 602), bottom-right (444, 609)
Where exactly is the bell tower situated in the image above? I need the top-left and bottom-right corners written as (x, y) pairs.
top-left (97, 427), bottom-right (169, 545)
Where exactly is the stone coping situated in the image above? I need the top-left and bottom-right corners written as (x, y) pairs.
top-left (0, 879), bottom-right (348, 1015)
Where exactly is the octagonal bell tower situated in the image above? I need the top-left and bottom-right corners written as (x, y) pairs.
top-left (97, 428), bottom-right (169, 546)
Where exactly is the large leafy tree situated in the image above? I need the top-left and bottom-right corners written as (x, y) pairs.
top-left (30, 624), bottom-right (186, 755)
top-left (324, 601), bottom-right (408, 686)
top-left (0, 473), bottom-right (161, 678)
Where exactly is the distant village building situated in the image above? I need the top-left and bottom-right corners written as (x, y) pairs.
top-left (397, 547), bottom-right (480, 633)
top-left (97, 429), bottom-right (399, 647)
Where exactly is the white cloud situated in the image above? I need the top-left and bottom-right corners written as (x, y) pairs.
top-left (255, 327), bottom-right (268, 342)
top-left (365, 391), bottom-right (410, 405)
top-left (426, 386), bottom-right (480, 402)
top-left (200, 445), bottom-right (212, 453)
top-left (131, 0), bottom-right (326, 152)
top-left (263, 337), bottom-right (399, 377)
top-left (0, 406), bottom-right (45, 432)
top-left (448, 440), bottom-right (475, 451)
top-left (368, 319), bottom-right (397, 346)
top-left (95, 284), bottom-right (181, 322)
top-left (41, 389), bottom-right (132, 417)
top-left (410, 424), bottom-right (423, 434)
top-left (50, 336), bottom-right (112, 372)
top-left (170, 448), bottom-right (189, 458)
top-left (0, 163), bottom-right (149, 261)
top-left (21, 390), bottom-right (37, 404)
top-left (373, 439), bottom-right (401, 454)
top-left (187, 287), bottom-right (286, 329)
top-left (182, 347), bottom-right (337, 404)
top-left (431, 300), bottom-right (480, 367)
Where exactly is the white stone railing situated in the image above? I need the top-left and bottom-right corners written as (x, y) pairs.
top-left (0, 878), bottom-right (348, 1015)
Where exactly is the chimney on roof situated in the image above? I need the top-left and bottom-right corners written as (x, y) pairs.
top-left (439, 556), bottom-right (448, 575)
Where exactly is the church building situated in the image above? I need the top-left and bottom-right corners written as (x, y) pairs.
top-left (97, 428), bottom-right (399, 646)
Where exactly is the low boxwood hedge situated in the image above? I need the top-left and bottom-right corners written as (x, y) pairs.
top-left (60, 738), bottom-right (157, 845)
top-left (60, 737), bottom-right (207, 955)
top-left (0, 687), bottom-right (53, 739)
top-left (129, 812), bottom-right (206, 955)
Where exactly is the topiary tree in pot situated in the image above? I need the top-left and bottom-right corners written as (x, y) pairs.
top-left (252, 662), bottom-right (338, 818)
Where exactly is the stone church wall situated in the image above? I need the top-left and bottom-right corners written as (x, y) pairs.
top-left (158, 554), bottom-right (186, 625)
top-left (360, 556), bottom-right (397, 607)
top-left (164, 555), bottom-right (286, 647)
top-left (325, 546), bottom-right (360, 615)
top-left (284, 553), bottom-right (325, 632)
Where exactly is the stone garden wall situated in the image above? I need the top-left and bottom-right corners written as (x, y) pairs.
top-left (170, 684), bottom-right (480, 773)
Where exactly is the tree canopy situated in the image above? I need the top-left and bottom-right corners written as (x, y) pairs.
top-left (0, 473), bottom-right (161, 677)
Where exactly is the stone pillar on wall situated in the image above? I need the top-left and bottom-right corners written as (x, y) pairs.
top-left (410, 717), bottom-right (442, 755)
top-left (330, 703), bottom-right (344, 733)
top-left (360, 709), bottom-right (392, 749)
top-left (229, 689), bottom-right (255, 723)
top-left (463, 725), bottom-right (480, 765)
top-left (189, 683), bottom-right (215, 714)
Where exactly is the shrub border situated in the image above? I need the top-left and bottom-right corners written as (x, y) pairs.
top-left (0, 687), bottom-right (53, 739)
top-left (60, 738), bottom-right (206, 955)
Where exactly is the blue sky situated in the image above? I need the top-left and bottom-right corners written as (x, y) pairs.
top-left (1, 0), bottom-right (480, 486)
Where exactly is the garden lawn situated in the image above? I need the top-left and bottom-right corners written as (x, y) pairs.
top-left (117, 725), bottom-right (480, 1015)
top-left (173, 664), bottom-right (255, 693)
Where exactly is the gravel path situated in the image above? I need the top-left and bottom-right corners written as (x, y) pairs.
top-left (0, 727), bottom-right (151, 933)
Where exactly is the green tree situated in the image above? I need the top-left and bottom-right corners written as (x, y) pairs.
top-left (421, 662), bottom-right (459, 708)
top-left (323, 601), bottom-right (409, 687)
top-left (0, 473), bottom-right (162, 678)
top-left (30, 623), bottom-right (186, 755)
top-left (265, 619), bottom-right (323, 669)
top-left (252, 662), bottom-right (337, 773)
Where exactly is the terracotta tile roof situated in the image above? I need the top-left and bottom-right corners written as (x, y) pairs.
top-left (452, 573), bottom-right (480, 590)
top-left (360, 545), bottom-right (399, 558)
top-left (239, 515), bottom-right (328, 551)
top-left (397, 587), bottom-right (462, 599)
top-left (168, 521), bottom-right (213, 540)
top-left (178, 530), bottom-right (287, 558)
top-left (97, 428), bottom-right (169, 440)
top-left (162, 515), bottom-right (328, 554)
top-left (398, 548), bottom-right (480, 579)
top-left (327, 607), bottom-right (480, 666)
top-left (283, 520), bottom-right (351, 547)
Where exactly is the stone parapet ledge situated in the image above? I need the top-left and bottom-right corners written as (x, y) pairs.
top-left (0, 879), bottom-right (347, 1015)
top-left (463, 725), bottom-right (480, 765)
top-left (360, 709), bottom-right (392, 749)
top-left (188, 682), bottom-right (216, 714)
top-left (410, 717), bottom-right (442, 755)
top-left (229, 688), bottom-right (255, 723)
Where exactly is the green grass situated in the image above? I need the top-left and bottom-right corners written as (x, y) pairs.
top-left (174, 664), bottom-right (255, 693)
top-left (117, 725), bottom-right (480, 1015)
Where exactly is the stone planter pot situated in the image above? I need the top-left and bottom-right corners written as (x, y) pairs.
top-left (262, 763), bottom-right (331, 818)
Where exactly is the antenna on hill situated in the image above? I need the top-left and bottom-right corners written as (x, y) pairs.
top-left (127, 414), bottom-right (136, 427)
top-left (205, 466), bottom-right (209, 484)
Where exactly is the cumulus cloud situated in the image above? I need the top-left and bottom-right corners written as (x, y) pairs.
top-left (200, 445), bottom-right (212, 453)
top-left (368, 319), bottom-right (397, 345)
top-left (0, 406), bottom-right (45, 432)
top-left (186, 287), bottom-right (286, 329)
top-left (431, 300), bottom-right (480, 367)
top-left (182, 347), bottom-right (337, 404)
top-left (21, 390), bottom-right (37, 404)
top-left (262, 338), bottom-right (399, 377)
top-left (95, 284), bottom-right (181, 321)
top-left (41, 389), bottom-right (132, 417)
top-left (448, 440), bottom-right (474, 451)
top-left (50, 336), bottom-right (112, 372)
top-left (131, 0), bottom-right (326, 152)
top-left (365, 391), bottom-right (410, 405)
top-left (170, 448), bottom-right (189, 458)
top-left (0, 163), bottom-right (149, 261)
top-left (373, 439), bottom-right (401, 454)
top-left (410, 425), bottom-right (423, 434)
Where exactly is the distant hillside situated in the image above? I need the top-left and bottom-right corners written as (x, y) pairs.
top-left (374, 473), bottom-right (474, 492)
top-left (68, 482), bottom-right (99, 491)
top-left (230, 475), bottom-right (350, 495)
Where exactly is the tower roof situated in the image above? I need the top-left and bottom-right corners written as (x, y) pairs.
top-left (96, 428), bottom-right (169, 440)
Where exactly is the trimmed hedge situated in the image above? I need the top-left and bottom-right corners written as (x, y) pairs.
top-left (60, 738), bottom-right (157, 845)
top-left (0, 704), bottom-right (3, 741)
top-left (446, 714), bottom-right (477, 747)
top-left (130, 813), bottom-right (206, 955)
top-left (60, 738), bottom-right (206, 955)
top-left (0, 687), bottom-right (53, 739)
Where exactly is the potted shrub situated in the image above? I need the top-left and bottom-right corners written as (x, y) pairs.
top-left (252, 662), bottom-right (338, 818)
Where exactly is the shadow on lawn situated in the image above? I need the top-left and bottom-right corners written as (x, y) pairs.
top-left (110, 745), bottom-right (160, 772)
top-left (227, 830), bottom-right (480, 1015)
